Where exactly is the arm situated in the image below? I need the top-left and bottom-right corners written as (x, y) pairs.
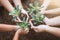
top-left (13, 0), bottom-right (23, 8)
top-left (13, 29), bottom-right (21, 40)
top-left (13, 28), bottom-right (29, 40)
top-left (13, 0), bottom-right (28, 14)
top-left (31, 25), bottom-right (60, 37)
top-left (0, 24), bottom-right (20, 32)
top-left (43, 16), bottom-right (60, 26)
top-left (0, 0), bottom-right (27, 14)
top-left (42, 8), bottom-right (60, 15)
top-left (45, 26), bottom-right (60, 37)
top-left (0, 0), bottom-right (14, 12)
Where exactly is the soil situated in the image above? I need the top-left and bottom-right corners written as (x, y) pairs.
top-left (0, 3), bottom-right (60, 40)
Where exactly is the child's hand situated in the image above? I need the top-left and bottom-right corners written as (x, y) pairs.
top-left (16, 28), bottom-right (29, 35)
top-left (20, 28), bottom-right (29, 35)
top-left (31, 25), bottom-right (49, 32)
top-left (13, 28), bottom-right (29, 40)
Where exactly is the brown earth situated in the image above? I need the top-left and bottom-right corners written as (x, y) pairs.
top-left (0, 0), bottom-right (60, 40)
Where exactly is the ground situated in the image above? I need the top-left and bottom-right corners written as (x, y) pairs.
top-left (0, 6), bottom-right (60, 40)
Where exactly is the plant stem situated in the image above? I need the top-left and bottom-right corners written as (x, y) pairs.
top-left (17, 16), bottom-right (22, 22)
top-left (26, 14), bottom-right (29, 22)
top-left (29, 20), bottom-right (33, 27)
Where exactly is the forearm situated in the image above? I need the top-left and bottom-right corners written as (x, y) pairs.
top-left (44, 16), bottom-right (60, 26)
top-left (0, 0), bottom-right (14, 12)
top-left (13, 30), bottom-right (19, 40)
top-left (43, 8), bottom-right (60, 15)
top-left (0, 24), bottom-right (19, 32)
top-left (41, 0), bottom-right (51, 10)
top-left (45, 26), bottom-right (60, 37)
top-left (13, 29), bottom-right (22, 40)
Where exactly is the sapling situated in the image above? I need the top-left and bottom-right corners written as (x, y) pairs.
top-left (9, 5), bottom-right (30, 30)
top-left (9, 1), bottom-right (45, 30)
top-left (28, 1), bottom-right (45, 26)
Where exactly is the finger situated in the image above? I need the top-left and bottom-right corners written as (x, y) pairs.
top-left (25, 28), bottom-right (29, 33)
top-left (34, 29), bottom-right (43, 32)
top-left (16, 29), bottom-right (22, 33)
top-left (14, 19), bottom-right (19, 22)
top-left (29, 20), bottom-right (34, 26)
top-left (34, 30), bottom-right (39, 32)
top-left (31, 26), bottom-right (38, 30)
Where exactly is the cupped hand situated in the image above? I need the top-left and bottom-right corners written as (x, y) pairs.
top-left (31, 25), bottom-right (49, 32)
top-left (16, 28), bottom-right (29, 35)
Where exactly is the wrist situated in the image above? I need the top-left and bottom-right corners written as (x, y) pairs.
top-left (15, 25), bottom-right (21, 31)
top-left (38, 25), bottom-right (50, 32)
top-left (16, 29), bottom-right (22, 35)
top-left (44, 25), bottom-right (50, 32)
top-left (43, 17), bottom-right (50, 25)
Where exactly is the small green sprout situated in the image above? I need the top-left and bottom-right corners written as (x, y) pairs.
top-left (28, 1), bottom-right (45, 25)
top-left (17, 22), bottom-right (30, 30)
top-left (17, 17), bottom-right (30, 30)
top-left (9, 5), bottom-right (30, 30)
top-left (9, 1), bottom-right (45, 30)
top-left (9, 5), bottom-right (21, 17)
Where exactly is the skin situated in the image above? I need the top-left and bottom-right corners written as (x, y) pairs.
top-left (0, 0), bottom-right (14, 12)
top-left (0, 0), bottom-right (23, 32)
top-left (0, 24), bottom-right (20, 32)
top-left (13, 0), bottom-right (28, 14)
top-left (31, 0), bottom-right (60, 37)
top-left (0, 0), bottom-right (27, 31)
top-left (40, 0), bottom-right (60, 26)
top-left (0, 0), bottom-right (28, 40)
top-left (13, 29), bottom-right (20, 40)
top-left (0, 22), bottom-right (29, 40)
top-left (41, 1), bottom-right (60, 26)
top-left (13, 0), bottom-right (23, 8)
top-left (31, 25), bottom-right (60, 37)
top-left (0, 24), bottom-right (22, 40)
top-left (42, 8), bottom-right (60, 15)
top-left (13, 28), bottom-right (29, 40)
top-left (0, 0), bottom-right (27, 14)
top-left (43, 16), bottom-right (60, 26)
top-left (0, 0), bottom-right (60, 39)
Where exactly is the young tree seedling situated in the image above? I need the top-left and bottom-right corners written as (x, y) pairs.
top-left (28, 1), bottom-right (45, 26)
top-left (9, 5), bottom-right (30, 30)
top-left (9, 1), bottom-right (45, 30)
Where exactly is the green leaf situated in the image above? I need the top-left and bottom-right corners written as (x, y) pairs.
top-left (16, 5), bottom-right (19, 11)
top-left (17, 22), bottom-right (30, 30)
top-left (23, 17), bottom-right (26, 22)
top-left (12, 17), bottom-right (16, 22)
top-left (28, 1), bottom-right (45, 24)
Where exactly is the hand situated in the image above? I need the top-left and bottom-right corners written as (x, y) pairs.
top-left (21, 9), bottom-right (27, 14)
top-left (13, 28), bottom-right (29, 40)
top-left (31, 25), bottom-right (49, 32)
top-left (21, 28), bottom-right (29, 35)
top-left (16, 28), bottom-right (29, 35)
